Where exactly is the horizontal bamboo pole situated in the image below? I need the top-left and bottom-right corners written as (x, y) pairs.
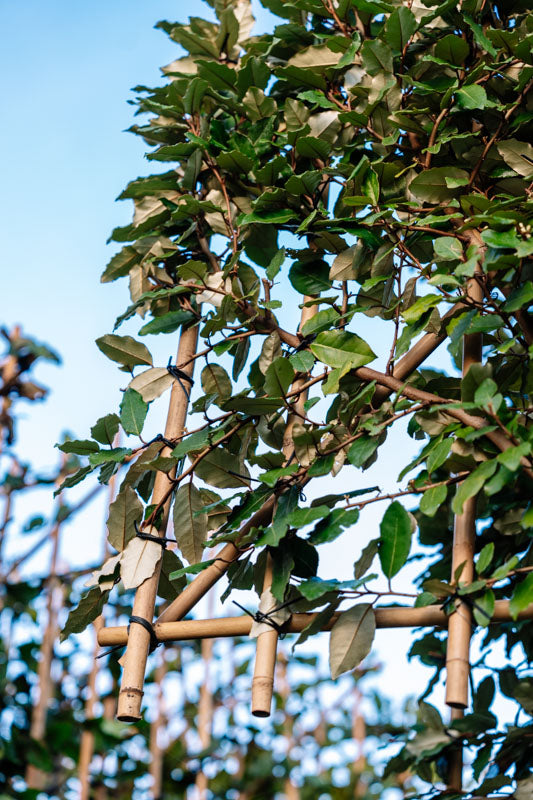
top-left (98, 601), bottom-right (533, 647)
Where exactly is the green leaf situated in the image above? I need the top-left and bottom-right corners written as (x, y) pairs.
top-left (410, 168), bottom-right (469, 203)
top-left (361, 39), bottom-right (393, 75)
top-left (299, 577), bottom-right (341, 601)
top-left (216, 149), bottom-right (255, 174)
top-left (223, 396), bottom-right (283, 415)
top-left (419, 484), bottom-right (447, 517)
top-left (95, 334), bottom-right (152, 369)
top-left (60, 587), bottom-right (109, 641)
top-left (128, 367), bottom-right (174, 403)
top-left (379, 501), bottom-right (413, 578)
top-left (265, 248), bottom-right (286, 280)
top-left (347, 437), bottom-right (379, 468)
top-left (260, 463), bottom-right (299, 487)
top-left (183, 77), bottom-right (208, 114)
top-left (403, 294), bottom-right (441, 324)
top-left (456, 85), bottom-right (488, 110)
top-left (120, 389), bottom-right (148, 436)
top-left (353, 539), bottom-right (379, 579)
top-left (473, 589), bottom-right (495, 627)
top-left (295, 136), bottom-right (331, 160)
top-left (157, 549), bottom-right (186, 601)
top-left (497, 139), bottom-right (533, 178)
top-left (452, 461), bottom-right (498, 515)
top-left (287, 505), bottom-right (330, 528)
top-left (329, 604), bottom-right (376, 679)
top-left (173, 483), bottom-right (208, 565)
top-left (106, 485), bottom-right (143, 552)
top-left (289, 260), bottom-right (332, 295)
top-left (89, 446), bottom-right (131, 468)
top-left (434, 237), bottom-right (463, 261)
top-left (194, 448), bottom-right (251, 489)
top-left (503, 281), bottom-right (533, 312)
top-left (310, 330), bottom-right (376, 370)
top-left (510, 572), bottom-right (533, 619)
top-left (427, 439), bottom-right (452, 474)
top-left (201, 364), bottom-right (232, 400)
top-left (384, 6), bottom-right (416, 52)
top-left (91, 414), bottom-right (120, 446)
top-left (197, 58), bottom-right (237, 91)
top-left (264, 357), bottom-right (295, 396)
top-left (54, 465), bottom-right (93, 496)
top-left (58, 439), bottom-right (100, 456)
top-left (434, 34), bottom-right (469, 65)
top-left (310, 507), bottom-right (360, 545)
top-left (476, 543), bottom-right (495, 576)
top-left (290, 350), bottom-right (315, 372)
top-left (101, 246), bottom-right (140, 283)
top-left (138, 310), bottom-right (195, 336)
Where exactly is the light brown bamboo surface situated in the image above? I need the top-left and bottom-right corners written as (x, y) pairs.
top-left (98, 600), bottom-right (533, 646)
top-left (116, 325), bottom-right (199, 722)
top-left (251, 554), bottom-right (278, 717)
top-left (446, 272), bottom-right (483, 712)
top-left (149, 655), bottom-right (167, 799)
top-left (79, 444), bottom-right (119, 800)
top-left (251, 300), bottom-right (317, 718)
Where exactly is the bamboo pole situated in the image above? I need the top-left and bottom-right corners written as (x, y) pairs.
top-left (26, 520), bottom-right (61, 790)
top-left (278, 649), bottom-right (300, 800)
top-left (194, 592), bottom-right (214, 799)
top-left (79, 458), bottom-right (119, 800)
top-left (251, 301), bottom-right (317, 717)
top-left (98, 600), bottom-right (533, 646)
top-left (445, 271), bottom-right (483, 712)
top-left (352, 687), bottom-right (366, 799)
top-left (251, 553), bottom-right (278, 717)
top-left (117, 324), bottom-right (199, 722)
top-left (78, 616), bottom-right (104, 799)
top-left (445, 269), bottom-right (483, 789)
top-left (149, 654), bottom-right (167, 799)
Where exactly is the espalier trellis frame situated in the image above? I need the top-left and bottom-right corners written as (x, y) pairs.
top-left (61, 0), bottom-right (533, 795)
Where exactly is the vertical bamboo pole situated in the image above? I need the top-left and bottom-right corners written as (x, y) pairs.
top-left (117, 325), bottom-right (199, 722)
top-left (278, 650), bottom-right (300, 800)
top-left (352, 687), bottom-right (366, 798)
top-left (79, 459), bottom-right (119, 800)
top-left (194, 592), bottom-right (214, 799)
top-left (445, 269), bottom-right (483, 786)
top-left (251, 301), bottom-right (317, 718)
top-left (26, 520), bottom-right (61, 789)
top-left (149, 654), bottom-right (168, 799)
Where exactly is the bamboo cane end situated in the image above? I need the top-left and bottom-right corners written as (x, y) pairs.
top-left (116, 687), bottom-right (144, 722)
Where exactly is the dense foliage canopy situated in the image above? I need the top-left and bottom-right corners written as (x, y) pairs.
top-left (56, 0), bottom-right (533, 796)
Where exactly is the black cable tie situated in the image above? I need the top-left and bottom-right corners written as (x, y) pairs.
top-left (152, 432), bottom-right (175, 449)
top-left (97, 643), bottom-right (124, 659)
top-left (167, 357), bottom-right (194, 398)
top-left (129, 615), bottom-right (159, 653)
top-left (134, 520), bottom-right (171, 548)
top-left (232, 600), bottom-right (290, 638)
top-left (97, 614), bottom-right (160, 660)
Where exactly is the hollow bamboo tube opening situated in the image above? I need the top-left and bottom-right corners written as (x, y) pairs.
top-left (445, 270), bottom-right (482, 712)
top-left (116, 325), bottom-right (199, 722)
